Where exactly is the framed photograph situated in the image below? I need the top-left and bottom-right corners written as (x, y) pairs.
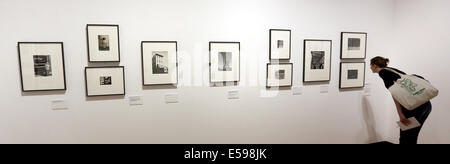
top-left (341, 32), bottom-right (367, 59)
top-left (270, 29), bottom-right (291, 60)
top-left (141, 41), bottom-right (178, 86)
top-left (267, 63), bottom-right (293, 88)
top-left (303, 40), bottom-right (332, 83)
top-left (85, 66), bottom-right (125, 97)
top-left (339, 62), bottom-right (366, 89)
top-left (209, 42), bottom-right (240, 83)
top-left (86, 24), bottom-right (120, 62)
top-left (18, 42), bottom-right (67, 92)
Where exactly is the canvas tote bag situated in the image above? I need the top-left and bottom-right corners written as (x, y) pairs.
top-left (385, 68), bottom-right (439, 110)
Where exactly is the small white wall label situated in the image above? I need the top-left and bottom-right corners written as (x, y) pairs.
top-left (51, 100), bottom-right (68, 110)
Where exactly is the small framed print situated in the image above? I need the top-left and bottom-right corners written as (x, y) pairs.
top-left (341, 32), bottom-right (367, 59)
top-left (209, 42), bottom-right (240, 83)
top-left (86, 24), bottom-right (120, 62)
top-left (18, 42), bottom-right (67, 92)
top-left (85, 66), bottom-right (125, 97)
top-left (267, 63), bottom-right (293, 88)
top-left (303, 40), bottom-right (332, 83)
top-left (270, 29), bottom-right (291, 60)
top-left (339, 62), bottom-right (366, 89)
top-left (141, 41), bottom-right (178, 86)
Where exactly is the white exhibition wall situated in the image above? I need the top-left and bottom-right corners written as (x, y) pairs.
top-left (0, 0), bottom-right (446, 144)
top-left (385, 0), bottom-right (450, 144)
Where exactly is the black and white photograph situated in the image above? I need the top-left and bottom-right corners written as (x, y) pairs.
top-left (347, 70), bottom-right (359, 79)
top-left (348, 38), bottom-right (361, 51)
top-left (85, 66), bottom-right (125, 97)
top-left (303, 40), bottom-right (332, 83)
top-left (267, 63), bottom-right (293, 88)
top-left (152, 51), bottom-right (169, 74)
top-left (87, 24), bottom-right (120, 62)
top-left (341, 32), bottom-right (367, 59)
top-left (33, 55), bottom-right (52, 77)
top-left (277, 40), bottom-right (284, 49)
top-left (142, 41), bottom-right (178, 86)
top-left (340, 62), bottom-right (366, 89)
top-left (270, 29), bottom-right (291, 60)
top-left (98, 35), bottom-right (110, 51)
top-left (275, 70), bottom-right (286, 80)
top-left (100, 76), bottom-right (112, 85)
top-left (210, 42), bottom-right (240, 83)
top-left (18, 42), bottom-right (66, 92)
top-left (311, 51), bottom-right (325, 70)
top-left (218, 52), bottom-right (232, 72)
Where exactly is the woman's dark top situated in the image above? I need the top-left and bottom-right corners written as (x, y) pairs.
top-left (379, 67), bottom-right (425, 89)
top-left (379, 67), bottom-right (405, 89)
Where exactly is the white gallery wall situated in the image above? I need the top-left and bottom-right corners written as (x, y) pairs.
top-left (0, 0), bottom-right (445, 144)
top-left (384, 0), bottom-right (450, 144)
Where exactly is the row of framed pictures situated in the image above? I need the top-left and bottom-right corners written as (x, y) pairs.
top-left (17, 41), bottom-right (365, 97)
top-left (265, 62), bottom-right (366, 89)
top-left (66, 25), bottom-right (368, 62)
top-left (266, 29), bottom-right (366, 89)
top-left (16, 41), bottom-right (238, 96)
top-left (17, 25), bottom-right (367, 96)
top-left (269, 29), bottom-right (367, 60)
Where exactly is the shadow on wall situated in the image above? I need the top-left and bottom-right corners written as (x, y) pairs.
top-left (86, 95), bottom-right (125, 101)
top-left (361, 95), bottom-right (382, 144)
top-left (21, 90), bottom-right (66, 96)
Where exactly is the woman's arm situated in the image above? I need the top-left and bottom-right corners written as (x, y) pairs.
top-left (393, 97), bottom-right (411, 125)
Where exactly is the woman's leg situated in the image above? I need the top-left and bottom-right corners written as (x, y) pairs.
top-left (399, 102), bottom-right (432, 144)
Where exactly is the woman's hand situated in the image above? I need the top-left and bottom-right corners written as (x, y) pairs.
top-left (400, 118), bottom-right (411, 126)
top-left (393, 97), bottom-right (411, 126)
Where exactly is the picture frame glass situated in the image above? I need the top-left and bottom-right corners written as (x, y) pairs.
top-left (340, 63), bottom-right (366, 88)
top-left (341, 32), bottom-right (367, 59)
top-left (142, 42), bottom-right (178, 85)
top-left (18, 43), bottom-right (66, 91)
top-left (304, 40), bottom-right (332, 82)
top-left (267, 64), bottom-right (293, 87)
top-left (86, 67), bottom-right (125, 96)
top-left (87, 25), bottom-right (120, 62)
top-left (270, 30), bottom-right (291, 60)
top-left (210, 42), bottom-right (240, 83)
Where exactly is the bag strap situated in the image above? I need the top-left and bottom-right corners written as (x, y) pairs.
top-left (383, 68), bottom-right (405, 78)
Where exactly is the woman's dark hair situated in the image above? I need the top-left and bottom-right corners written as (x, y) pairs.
top-left (371, 56), bottom-right (390, 68)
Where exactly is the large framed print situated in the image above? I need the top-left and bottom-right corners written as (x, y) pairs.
top-left (141, 41), bottom-right (178, 86)
top-left (341, 32), bottom-right (367, 59)
top-left (303, 40), bottom-right (332, 83)
top-left (270, 29), bottom-right (291, 60)
top-left (18, 42), bottom-right (67, 92)
top-left (209, 42), bottom-right (240, 83)
top-left (85, 66), bottom-right (125, 97)
top-left (339, 62), bottom-right (366, 89)
top-left (266, 63), bottom-right (293, 88)
top-left (86, 24), bottom-right (120, 62)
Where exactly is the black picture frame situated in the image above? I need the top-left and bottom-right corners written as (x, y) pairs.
top-left (303, 39), bottom-right (332, 83)
top-left (340, 32), bottom-right (367, 59)
top-left (18, 42), bottom-right (67, 92)
top-left (85, 66), bottom-right (126, 97)
top-left (339, 62), bottom-right (366, 89)
top-left (209, 41), bottom-right (241, 84)
top-left (141, 41), bottom-right (179, 86)
top-left (270, 29), bottom-right (292, 60)
top-left (86, 24), bottom-right (121, 63)
top-left (266, 63), bottom-right (293, 88)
